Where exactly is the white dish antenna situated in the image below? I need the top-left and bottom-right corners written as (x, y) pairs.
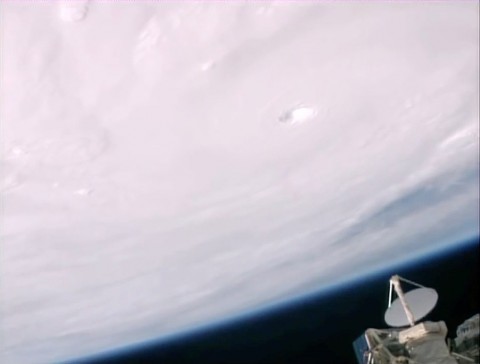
top-left (384, 275), bottom-right (438, 327)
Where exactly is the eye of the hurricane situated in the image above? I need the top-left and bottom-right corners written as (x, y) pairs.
top-left (278, 106), bottom-right (317, 125)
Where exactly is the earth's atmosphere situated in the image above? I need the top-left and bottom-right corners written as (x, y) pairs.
top-left (0, 2), bottom-right (479, 364)
top-left (79, 238), bottom-right (480, 364)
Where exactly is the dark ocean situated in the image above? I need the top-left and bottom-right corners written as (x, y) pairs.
top-left (82, 237), bottom-right (479, 364)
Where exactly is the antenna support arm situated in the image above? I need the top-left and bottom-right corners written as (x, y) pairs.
top-left (390, 275), bottom-right (416, 327)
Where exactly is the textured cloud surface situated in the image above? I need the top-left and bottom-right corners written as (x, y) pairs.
top-left (1, 2), bottom-right (479, 363)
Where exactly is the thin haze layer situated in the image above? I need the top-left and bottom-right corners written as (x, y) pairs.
top-left (1, 2), bottom-right (479, 363)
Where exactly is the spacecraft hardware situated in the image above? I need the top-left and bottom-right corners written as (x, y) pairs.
top-left (353, 275), bottom-right (479, 364)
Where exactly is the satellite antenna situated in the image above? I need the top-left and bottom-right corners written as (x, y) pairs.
top-left (384, 275), bottom-right (438, 327)
top-left (353, 274), bottom-right (478, 364)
